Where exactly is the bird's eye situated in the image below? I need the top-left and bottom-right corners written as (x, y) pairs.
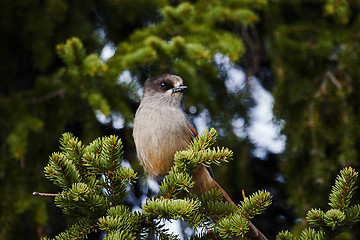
top-left (160, 82), bottom-right (166, 89)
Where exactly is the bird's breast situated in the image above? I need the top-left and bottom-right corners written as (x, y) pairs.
top-left (133, 105), bottom-right (190, 178)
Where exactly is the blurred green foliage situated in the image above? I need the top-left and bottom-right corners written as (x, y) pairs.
top-left (266, 0), bottom-right (360, 218)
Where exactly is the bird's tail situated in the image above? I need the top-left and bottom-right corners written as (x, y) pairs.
top-left (191, 166), bottom-right (268, 240)
top-left (212, 180), bottom-right (268, 240)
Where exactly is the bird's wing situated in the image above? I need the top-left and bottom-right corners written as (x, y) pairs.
top-left (186, 122), bottom-right (198, 140)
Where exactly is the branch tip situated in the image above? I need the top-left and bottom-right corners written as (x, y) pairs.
top-left (33, 191), bottom-right (58, 197)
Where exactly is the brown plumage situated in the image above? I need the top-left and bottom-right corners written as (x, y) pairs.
top-left (133, 74), bottom-right (267, 240)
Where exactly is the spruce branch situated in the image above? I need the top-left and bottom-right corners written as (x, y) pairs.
top-left (159, 169), bottom-right (194, 199)
top-left (240, 190), bottom-right (273, 220)
top-left (188, 231), bottom-right (221, 240)
top-left (198, 189), bottom-right (236, 220)
top-left (156, 128), bottom-right (269, 238)
top-left (276, 230), bottom-right (294, 240)
top-left (82, 135), bottom-right (124, 175)
top-left (143, 198), bottom-right (201, 224)
top-left (173, 128), bottom-right (233, 173)
top-left (189, 128), bottom-right (218, 152)
top-left (142, 218), bottom-right (180, 240)
top-left (192, 147), bottom-right (233, 168)
top-left (306, 209), bottom-right (326, 228)
top-left (98, 135), bottom-right (124, 173)
top-left (323, 209), bottom-right (345, 230)
top-left (44, 152), bottom-right (81, 190)
top-left (199, 188), bottom-right (225, 203)
top-left (299, 228), bottom-right (326, 240)
top-left (307, 167), bottom-right (360, 235)
top-left (104, 229), bottom-right (137, 240)
top-left (82, 137), bottom-right (105, 174)
top-left (328, 166), bottom-right (358, 211)
top-left (278, 167), bottom-right (360, 239)
top-left (173, 150), bottom-right (198, 173)
top-left (98, 205), bottom-right (142, 238)
top-left (216, 212), bottom-right (250, 239)
top-left (41, 217), bottom-right (98, 240)
top-left (54, 182), bottom-right (108, 217)
top-left (56, 37), bottom-right (86, 66)
top-left (60, 132), bottom-right (86, 176)
top-left (112, 167), bottom-right (138, 184)
top-left (38, 133), bottom-right (140, 239)
top-left (160, 129), bottom-right (232, 198)
top-left (344, 204), bottom-right (360, 223)
top-left (199, 199), bottom-right (235, 222)
top-left (38, 130), bottom-right (271, 239)
top-left (215, 190), bottom-right (272, 239)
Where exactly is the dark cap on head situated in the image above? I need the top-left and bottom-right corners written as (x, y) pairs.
top-left (144, 74), bottom-right (186, 95)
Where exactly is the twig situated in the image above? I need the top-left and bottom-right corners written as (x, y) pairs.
top-left (25, 89), bottom-right (65, 105)
top-left (32, 192), bottom-right (59, 197)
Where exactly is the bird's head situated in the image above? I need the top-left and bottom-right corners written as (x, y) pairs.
top-left (143, 74), bottom-right (187, 105)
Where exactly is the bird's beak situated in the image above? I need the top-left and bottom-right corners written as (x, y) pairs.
top-left (172, 85), bottom-right (187, 93)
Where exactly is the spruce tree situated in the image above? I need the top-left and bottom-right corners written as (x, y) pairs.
top-left (36, 131), bottom-right (360, 239)
top-left (276, 167), bottom-right (360, 240)
top-left (263, 0), bottom-right (360, 224)
top-left (36, 129), bottom-right (272, 239)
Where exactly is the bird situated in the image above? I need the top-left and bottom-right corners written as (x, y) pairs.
top-left (133, 74), bottom-right (267, 240)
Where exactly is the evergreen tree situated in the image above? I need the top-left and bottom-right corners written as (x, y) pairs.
top-left (36, 129), bottom-right (272, 239)
top-left (36, 131), bottom-right (360, 239)
top-left (263, 0), bottom-right (360, 223)
top-left (276, 167), bottom-right (360, 240)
